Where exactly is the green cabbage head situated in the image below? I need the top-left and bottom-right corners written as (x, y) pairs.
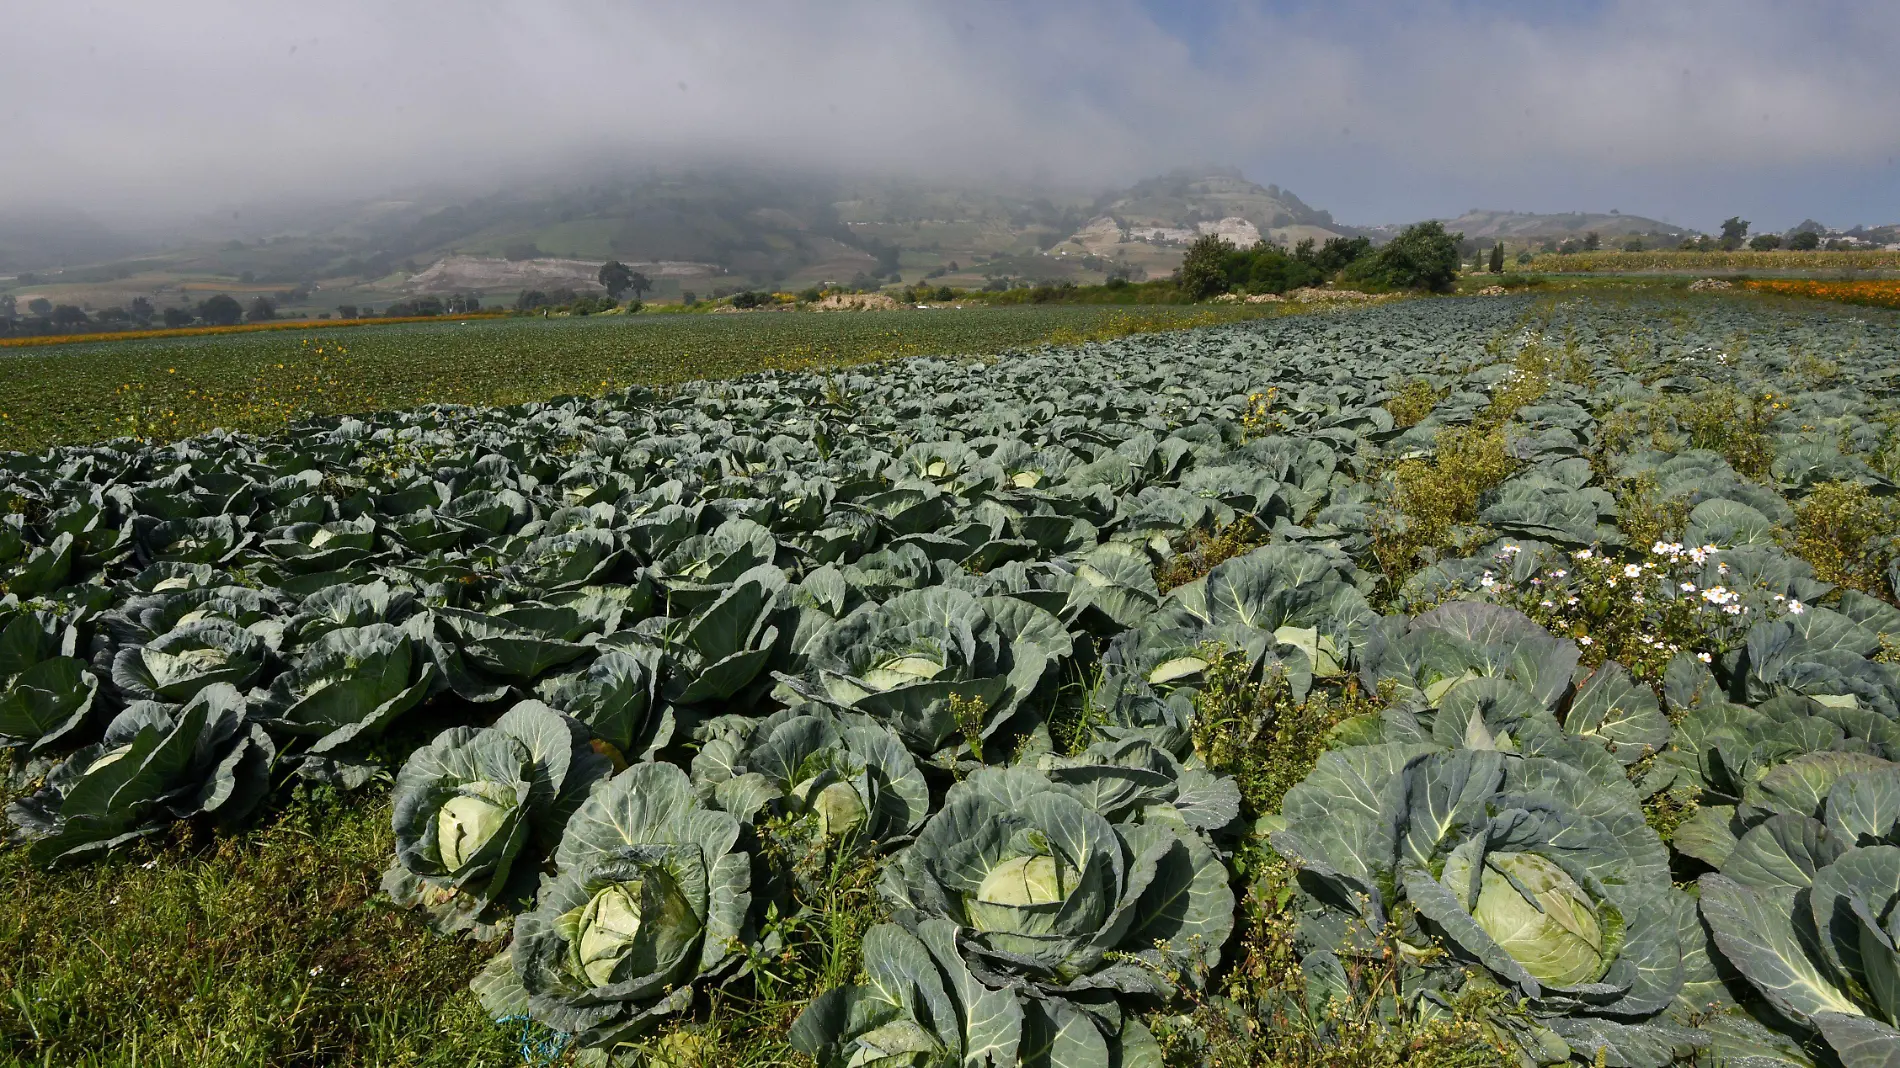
top-left (1272, 745), bottom-right (1700, 1067)
top-left (879, 764), bottom-right (1231, 1061)
top-left (473, 761), bottom-right (751, 1052)
top-left (383, 701), bottom-right (609, 938)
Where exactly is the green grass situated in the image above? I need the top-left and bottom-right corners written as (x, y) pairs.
top-left (0, 783), bottom-right (521, 1067)
top-left (0, 778), bottom-right (897, 1068)
top-left (0, 305), bottom-right (1286, 453)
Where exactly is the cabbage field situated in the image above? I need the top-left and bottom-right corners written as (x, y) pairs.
top-left (4, 292), bottom-right (1900, 1067)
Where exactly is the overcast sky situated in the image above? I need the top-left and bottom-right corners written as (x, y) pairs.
top-left (5, 0), bottom-right (1897, 232)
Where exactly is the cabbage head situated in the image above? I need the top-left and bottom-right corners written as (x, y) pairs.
top-left (534, 645), bottom-right (670, 763)
top-left (1272, 745), bottom-right (1699, 1067)
top-left (0, 610), bottom-right (98, 753)
top-left (473, 761), bottom-right (751, 1052)
top-left (8, 684), bottom-right (274, 865)
top-left (791, 587), bottom-right (1071, 763)
top-left (252, 622), bottom-right (439, 776)
top-left (1150, 544), bottom-right (1378, 686)
top-left (111, 618), bottom-right (269, 703)
top-left (790, 918), bottom-right (1027, 1068)
top-left (383, 700), bottom-right (611, 937)
top-left (880, 765), bottom-right (1232, 1059)
top-left (693, 710), bottom-right (929, 857)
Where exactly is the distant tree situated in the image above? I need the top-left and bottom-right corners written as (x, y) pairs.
top-left (162, 307), bottom-right (194, 327)
top-left (934, 285), bottom-right (955, 302)
top-left (247, 297), bottom-right (277, 322)
top-left (96, 307), bottom-right (130, 325)
top-left (1308, 236), bottom-right (1370, 275)
top-left (51, 305), bottom-right (89, 329)
top-left (1622, 238), bottom-right (1646, 252)
top-left (514, 290), bottom-right (550, 312)
top-left (412, 296), bottom-right (444, 316)
top-left (626, 271), bottom-right (652, 301)
top-left (129, 297), bottom-right (155, 324)
top-left (1584, 231), bottom-right (1601, 251)
top-left (1719, 217), bottom-right (1750, 250)
top-left (197, 295), bottom-right (243, 326)
top-left (597, 260), bottom-right (635, 299)
top-left (1488, 242), bottom-right (1505, 273)
top-left (1515, 251), bottom-right (1533, 266)
top-left (0, 295), bottom-right (14, 320)
top-left (547, 287), bottom-right (578, 307)
top-left (337, 304), bottom-right (359, 319)
top-left (445, 293), bottom-right (481, 314)
top-left (1343, 221), bottom-right (1462, 293)
top-left (502, 241), bottom-right (542, 261)
top-left (1749, 233), bottom-right (1783, 251)
top-left (1177, 234), bottom-right (1234, 299)
top-left (1787, 230), bottom-right (1821, 251)
top-left (27, 297), bottom-right (52, 316)
top-left (681, 290), bottom-right (698, 307)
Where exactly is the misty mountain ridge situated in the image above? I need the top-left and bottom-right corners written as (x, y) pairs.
top-left (1428, 208), bottom-right (1697, 242)
top-left (1, 168), bottom-right (1358, 295)
top-left (9, 167), bottom-right (1878, 308)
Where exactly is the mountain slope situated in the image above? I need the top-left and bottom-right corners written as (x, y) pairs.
top-left (1433, 208), bottom-right (1696, 242)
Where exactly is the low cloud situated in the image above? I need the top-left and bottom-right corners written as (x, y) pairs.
top-left (3, 1), bottom-right (1895, 230)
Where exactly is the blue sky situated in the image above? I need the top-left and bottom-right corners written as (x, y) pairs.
top-left (3, 1), bottom-right (1896, 232)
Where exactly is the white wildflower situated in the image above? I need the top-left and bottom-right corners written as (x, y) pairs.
top-left (1697, 652), bottom-right (1712, 663)
top-left (1788, 600), bottom-right (1806, 615)
top-left (1624, 564), bottom-right (1642, 578)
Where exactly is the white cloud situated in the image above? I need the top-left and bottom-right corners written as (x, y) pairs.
top-left (2, 0), bottom-right (1895, 228)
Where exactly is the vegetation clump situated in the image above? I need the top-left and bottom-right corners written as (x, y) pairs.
top-left (1383, 378), bottom-right (1446, 428)
top-left (1372, 424), bottom-right (1519, 587)
top-left (1156, 521), bottom-right (1271, 594)
top-left (1794, 479), bottom-right (1899, 595)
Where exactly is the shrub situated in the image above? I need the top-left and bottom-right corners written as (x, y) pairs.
top-left (1178, 235), bottom-right (1234, 299)
top-left (1345, 221), bottom-right (1462, 293)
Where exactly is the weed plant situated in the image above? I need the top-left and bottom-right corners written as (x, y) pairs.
top-left (1466, 542), bottom-right (1792, 681)
top-left (1383, 379), bottom-right (1446, 429)
top-left (1370, 426), bottom-right (1518, 594)
top-left (1156, 522), bottom-right (1271, 594)
top-left (1188, 649), bottom-right (1381, 822)
top-left (1794, 480), bottom-right (1900, 597)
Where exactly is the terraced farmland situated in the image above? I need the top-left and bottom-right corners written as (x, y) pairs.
top-left (3, 292), bottom-right (1899, 1067)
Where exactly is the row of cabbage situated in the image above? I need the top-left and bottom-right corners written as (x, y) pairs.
top-left (1, 295), bottom-right (1898, 1066)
